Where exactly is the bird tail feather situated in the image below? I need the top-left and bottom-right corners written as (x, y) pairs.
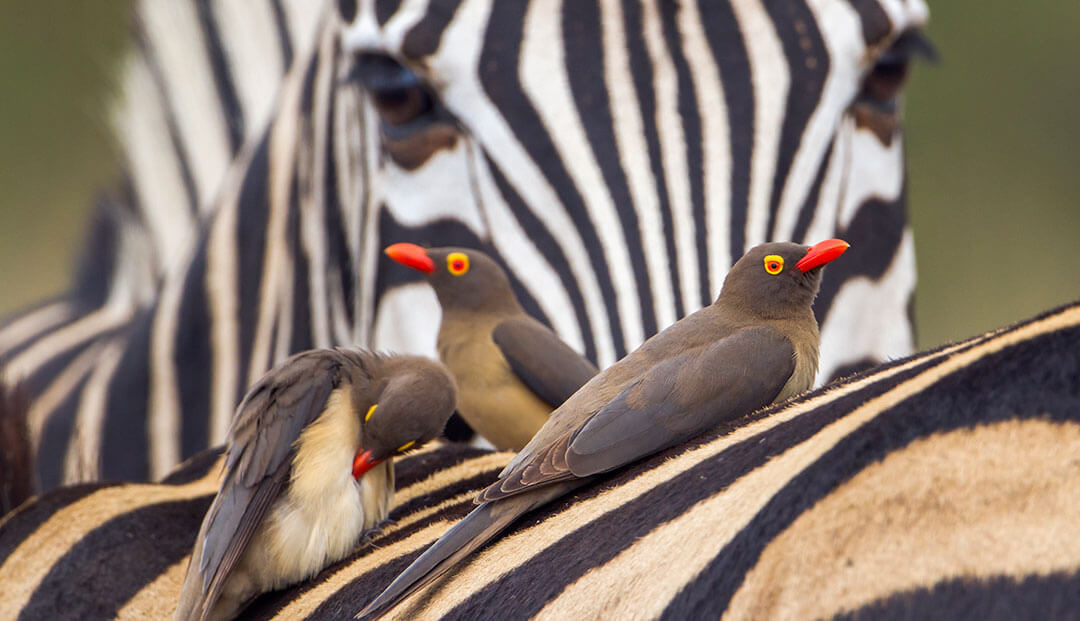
top-left (357, 499), bottom-right (531, 619)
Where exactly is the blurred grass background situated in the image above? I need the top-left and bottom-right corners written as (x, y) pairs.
top-left (0, 2), bottom-right (1077, 349)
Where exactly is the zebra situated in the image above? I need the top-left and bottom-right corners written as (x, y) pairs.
top-left (0, 0), bottom-right (932, 490)
top-left (2, 300), bottom-right (1077, 619)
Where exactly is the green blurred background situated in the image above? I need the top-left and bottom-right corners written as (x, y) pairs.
top-left (0, 2), bottom-right (1077, 349)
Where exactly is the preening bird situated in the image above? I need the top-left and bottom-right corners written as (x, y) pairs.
top-left (360, 239), bottom-right (849, 619)
top-left (384, 243), bottom-right (599, 450)
top-left (174, 349), bottom-right (457, 621)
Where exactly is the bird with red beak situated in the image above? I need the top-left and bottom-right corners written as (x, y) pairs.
top-left (384, 243), bottom-right (599, 451)
top-left (174, 349), bottom-right (457, 621)
top-left (359, 239), bottom-right (850, 619)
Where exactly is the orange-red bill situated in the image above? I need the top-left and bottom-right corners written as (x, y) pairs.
top-left (385, 242), bottom-right (435, 274)
top-left (796, 238), bottom-right (850, 273)
top-left (352, 449), bottom-right (385, 480)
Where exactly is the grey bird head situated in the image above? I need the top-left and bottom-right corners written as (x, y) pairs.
top-left (351, 356), bottom-right (458, 477)
top-left (718, 239), bottom-right (850, 319)
top-left (384, 243), bottom-right (522, 314)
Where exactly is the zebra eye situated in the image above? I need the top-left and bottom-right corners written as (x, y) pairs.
top-left (350, 54), bottom-right (436, 127)
top-left (858, 30), bottom-right (938, 110)
top-left (764, 255), bottom-right (784, 275)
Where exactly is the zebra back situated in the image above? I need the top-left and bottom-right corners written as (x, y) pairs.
top-left (3, 300), bottom-right (1077, 619)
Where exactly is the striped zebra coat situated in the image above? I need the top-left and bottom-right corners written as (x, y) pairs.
top-left (0, 0), bottom-right (932, 490)
top-left (1, 301), bottom-right (1077, 619)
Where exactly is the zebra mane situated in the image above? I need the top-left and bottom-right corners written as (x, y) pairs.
top-left (2, 300), bottom-right (1077, 619)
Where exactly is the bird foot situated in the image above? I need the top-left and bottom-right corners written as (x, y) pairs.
top-left (376, 518), bottom-right (397, 530)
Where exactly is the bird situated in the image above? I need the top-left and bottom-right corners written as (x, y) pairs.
top-left (359, 238), bottom-right (850, 619)
top-left (174, 348), bottom-right (458, 621)
top-left (384, 243), bottom-right (599, 450)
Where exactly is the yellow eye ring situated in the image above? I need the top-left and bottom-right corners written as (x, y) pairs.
top-left (764, 255), bottom-right (784, 275)
top-left (447, 252), bottom-right (469, 276)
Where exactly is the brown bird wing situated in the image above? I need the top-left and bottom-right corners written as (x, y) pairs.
top-left (492, 316), bottom-right (599, 408)
top-left (479, 327), bottom-right (794, 503)
top-left (196, 351), bottom-right (346, 616)
top-left (565, 326), bottom-right (795, 476)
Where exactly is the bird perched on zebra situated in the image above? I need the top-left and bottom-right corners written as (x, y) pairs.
top-left (385, 243), bottom-right (599, 450)
top-left (174, 348), bottom-right (457, 621)
top-left (361, 238), bottom-right (849, 618)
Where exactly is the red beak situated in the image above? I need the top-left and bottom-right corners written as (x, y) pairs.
top-left (385, 243), bottom-right (435, 274)
top-left (796, 238), bottom-right (850, 273)
top-left (352, 449), bottom-right (385, 480)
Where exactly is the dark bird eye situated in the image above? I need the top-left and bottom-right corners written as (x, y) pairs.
top-left (764, 255), bottom-right (784, 275)
top-left (349, 54), bottom-right (435, 127)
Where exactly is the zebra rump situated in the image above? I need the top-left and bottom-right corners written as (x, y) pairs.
top-left (1, 300), bottom-right (1077, 620)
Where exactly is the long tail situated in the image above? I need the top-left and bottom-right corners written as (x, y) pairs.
top-left (358, 481), bottom-right (578, 619)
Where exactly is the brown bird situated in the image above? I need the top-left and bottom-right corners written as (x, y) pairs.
top-left (174, 348), bottom-right (457, 621)
top-left (360, 239), bottom-right (850, 619)
top-left (384, 243), bottom-right (599, 450)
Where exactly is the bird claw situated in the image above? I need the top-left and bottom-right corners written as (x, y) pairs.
top-left (376, 518), bottom-right (397, 530)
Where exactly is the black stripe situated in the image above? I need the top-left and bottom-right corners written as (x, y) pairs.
top-left (174, 234), bottom-right (215, 461)
top-left (826, 356), bottom-right (879, 383)
top-left (234, 131), bottom-right (272, 405)
top-left (813, 188), bottom-right (907, 327)
top-left (101, 310), bottom-right (154, 482)
top-left (763, 0), bottom-right (830, 241)
top-left (790, 136), bottom-right (835, 243)
top-left (845, 0), bottom-right (895, 48)
top-left (289, 191), bottom-right (314, 354)
top-left (18, 496), bottom-right (213, 621)
top-left (195, 0), bottom-right (245, 152)
top-left (0, 482), bottom-right (124, 566)
top-left (323, 84), bottom-right (356, 334)
top-left (447, 346), bottom-right (966, 619)
top-left (133, 24), bottom-right (199, 214)
top-left (35, 363), bottom-right (94, 490)
top-left (484, 157), bottom-right (598, 365)
top-left (562, 0), bottom-right (658, 340)
top-left (479, 1), bottom-right (625, 359)
top-left (269, 0), bottom-right (295, 68)
top-left (656, 0), bottom-right (710, 309)
top-left (663, 320), bottom-right (1080, 617)
top-left (159, 446), bottom-right (224, 485)
top-left (375, 0), bottom-right (402, 27)
top-left (622, 0), bottom-right (684, 321)
top-left (836, 571), bottom-right (1080, 621)
top-left (401, 0), bottom-right (465, 59)
top-left (696, 0), bottom-right (754, 265)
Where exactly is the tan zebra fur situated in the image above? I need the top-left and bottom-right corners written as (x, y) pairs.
top-left (1, 301), bottom-right (1078, 620)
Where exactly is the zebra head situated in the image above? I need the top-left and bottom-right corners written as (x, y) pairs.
top-left (325, 0), bottom-right (931, 377)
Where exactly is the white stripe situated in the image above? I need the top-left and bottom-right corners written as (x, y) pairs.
top-left (4, 304), bottom-right (131, 383)
top-left (521, 0), bottom-right (644, 352)
top-left (148, 256), bottom-right (193, 480)
top-left (801, 114), bottom-right (852, 245)
top-left (772, 0), bottom-right (864, 242)
top-left (300, 27), bottom-right (340, 350)
top-left (63, 339), bottom-right (126, 484)
top-left (0, 302), bottom-right (73, 355)
top-left (210, 0), bottom-right (287, 142)
top-left (598, 0), bottom-right (678, 332)
top-left (730, 0), bottom-right (788, 248)
top-left (837, 120), bottom-right (904, 229)
top-left (676, 0), bottom-right (734, 302)
top-left (382, 0), bottom-right (433, 50)
top-left (432, 0), bottom-right (615, 365)
top-left (139, 0), bottom-right (232, 207)
top-left (279, 0), bottom-right (326, 58)
top-left (639, 0), bottom-right (700, 316)
top-left (24, 344), bottom-right (103, 456)
top-left (818, 229), bottom-right (916, 382)
top-left (112, 54), bottom-right (194, 276)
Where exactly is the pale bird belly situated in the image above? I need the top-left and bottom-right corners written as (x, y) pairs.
top-left (442, 336), bottom-right (552, 450)
top-left (214, 463), bottom-right (392, 617)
